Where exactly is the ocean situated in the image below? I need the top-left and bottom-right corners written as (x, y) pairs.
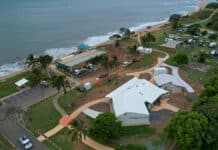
top-left (0, 0), bottom-right (204, 77)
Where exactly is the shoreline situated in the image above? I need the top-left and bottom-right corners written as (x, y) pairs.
top-left (0, 0), bottom-right (208, 80)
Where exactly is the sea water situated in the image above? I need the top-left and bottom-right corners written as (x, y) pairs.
top-left (0, 0), bottom-right (204, 76)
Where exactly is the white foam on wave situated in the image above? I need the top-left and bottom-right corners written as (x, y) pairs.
top-left (84, 19), bottom-right (168, 46)
top-left (0, 61), bottom-right (25, 77)
top-left (44, 46), bottom-right (78, 59)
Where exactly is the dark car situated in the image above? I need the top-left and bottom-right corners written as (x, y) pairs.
top-left (76, 86), bottom-right (86, 93)
top-left (98, 73), bottom-right (108, 78)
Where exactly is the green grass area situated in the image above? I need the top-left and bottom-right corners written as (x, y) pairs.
top-left (43, 128), bottom-right (77, 150)
top-left (58, 90), bottom-right (81, 114)
top-left (23, 96), bottom-right (61, 136)
top-left (180, 9), bottom-right (214, 24)
top-left (0, 133), bottom-right (14, 150)
top-left (120, 125), bottom-right (155, 138)
top-left (130, 51), bottom-right (165, 70)
top-left (182, 66), bottom-right (207, 84)
top-left (0, 71), bottom-right (30, 98)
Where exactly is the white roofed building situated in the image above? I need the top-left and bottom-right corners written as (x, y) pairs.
top-left (106, 78), bottom-right (168, 126)
top-left (154, 74), bottom-right (184, 93)
top-left (15, 78), bottom-right (28, 88)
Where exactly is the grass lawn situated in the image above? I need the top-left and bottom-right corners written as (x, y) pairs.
top-left (0, 71), bottom-right (30, 98)
top-left (23, 96), bottom-right (61, 136)
top-left (43, 128), bottom-right (82, 150)
top-left (120, 125), bottom-right (155, 138)
top-left (182, 66), bottom-right (207, 84)
top-left (130, 51), bottom-right (164, 70)
top-left (0, 133), bottom-right (14, 150)
top-left (58, 90), bottom-right (81, 114)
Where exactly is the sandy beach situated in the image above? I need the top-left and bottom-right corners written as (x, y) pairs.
top-left (0, 0), bottom-right (208, 81)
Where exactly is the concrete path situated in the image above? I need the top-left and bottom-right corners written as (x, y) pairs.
top-left (53, 95), bottom-right (67, 116)
top-left (83, 108), bottom-right (102, 119)
top-left (161, 63), bottom-right (194, 93)
top-left (37, 98), bottom-right (110, 141)
top-left (151, 98), bottom-right (179, 112)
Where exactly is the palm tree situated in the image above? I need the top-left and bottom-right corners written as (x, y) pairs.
top-left (141, 32), bottom-right (156, 47)
top-left (38, 55), bottom-right (53, 70)
top-left (71, 119), bottom-right (87, 149)
top-left (50, 75), bottom-right (69, 94)
top-left (28, 67), bottom-right (47, 98)
top-left (25, 54), bottom-right (38, 68)
top-left (110, 55), bottom-right (119, 71)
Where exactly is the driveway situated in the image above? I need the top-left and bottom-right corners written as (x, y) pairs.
top-left (150, 109), bottom-right (175, 125)
top-left (0, 85), bottom-right (57, 150)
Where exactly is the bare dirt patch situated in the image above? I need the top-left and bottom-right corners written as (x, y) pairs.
top-left (168, 93), bottom-right (192, 111)
top-left (90, 103), bottom-right (110, 112)
top-left (138, 73), bottom-right (151, 80)
top-left (188, 62), bottom-right (211, 72)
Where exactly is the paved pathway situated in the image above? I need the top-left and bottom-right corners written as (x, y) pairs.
top-left (151, 98), bottom-right (179, 112)
top-left (161, 63), bottom-right (194, 93)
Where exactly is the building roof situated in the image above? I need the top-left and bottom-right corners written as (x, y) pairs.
top-left (161, 40), bottom-right (182, 49)
top-left (106, 78), bottom-right (168, 117)
top-left (154, 74), bottom-right (184, 87)
top-left (15, 78), bottom-right (28, 87)
top-left (78, 44), bottom-right (91, 50)
top-left (57, 49), bottom-right (107, 67)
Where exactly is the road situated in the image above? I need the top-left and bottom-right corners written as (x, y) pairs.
top-left (0, 86), bottom-right (57, 150)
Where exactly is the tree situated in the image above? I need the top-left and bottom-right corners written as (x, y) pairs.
top-left (164, 111), bottom-right (209, 150)
top-left (197, 52), bottom-right (208, 63)
top-left (169, 14), bottom-right (181, 29)
top-left (71, 119), bottom-right (87, 148)
top-left (25, 54), bottom-right (38, 68)
top-left (172, 53), bottom-right (188, 65)
top-left (186, 24), bottom-right (200, 35)
top-left (38, 55), bottom-right (53, 70)
top-left (89, 112), bottom-right (121, 142)
top-left (141, 32), bottom-right (156, 47)
top-left (50, 75), bottom-right (69, 93)
top-left (28, 67), bottom-right (48, 98)
top-left (110, 55), bottom-right (119, 70)
top-left (115, 144), bottom-right (147, 150)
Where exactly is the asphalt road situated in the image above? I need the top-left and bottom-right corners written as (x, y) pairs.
top-left (0, 86), bottom-right (57, 150)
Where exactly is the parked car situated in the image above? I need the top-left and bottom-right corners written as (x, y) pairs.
top-left (122, 61), bottom-right (132, 68)
top-left (73, 69), bottom-right (88, 77)
top-left (76, 86), bottom-right (86, 93)
top-left (98, 73), bottom-right (108, 78)
top-left (24, 142), bottom-right (33, 150)
top-left (19, 136), bottom-right (30, 145)
top-left (40, 80), bottom-right (49, 87)
top-left (18, 136), bottom-right (33, 149)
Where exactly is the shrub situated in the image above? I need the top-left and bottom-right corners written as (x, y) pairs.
top-left (172, 53), bottom-right (188, 65)
top-left (208, 34), bottom-right (218, 40)
top-left (115, 144), bottom-right (147, 150)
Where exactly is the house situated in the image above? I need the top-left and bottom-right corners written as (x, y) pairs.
top-left (160, 40), bottom-right (182, 50)
top-left (137, 47), bottom-right (152, 54)
top-left (55, 49), bottom-right (107, 72)
top-left (154, 74), bottom-right (184, 93)
top-left (106, 78), bottom-right (168, 126)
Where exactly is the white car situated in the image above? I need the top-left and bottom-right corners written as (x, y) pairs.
top-left (19, 136), bottom-right (30, 145)
top-left (122, 61), bottom-right (131, 68)
top-left (24, 142), bottom-right (33, 149)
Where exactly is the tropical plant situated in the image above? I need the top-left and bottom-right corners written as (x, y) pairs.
top-left (50, 75), bottom-right (70, 93)
top-left (164, 111), bottom-right (209, 150)
top-left (172, 53), bottom-right (188, 65)
top-left (141, 32), bottom-right (156, 47)
top-left (89, 112), bottom-right (121, 142)
top-left (38, 55), bottom-right (53, 70)
top-left (71, 119), bottom-right (87, 148)
top-left (25, 54), bottom-right (38, 68)
top-left (169, 14), bottom-right (181, 29)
